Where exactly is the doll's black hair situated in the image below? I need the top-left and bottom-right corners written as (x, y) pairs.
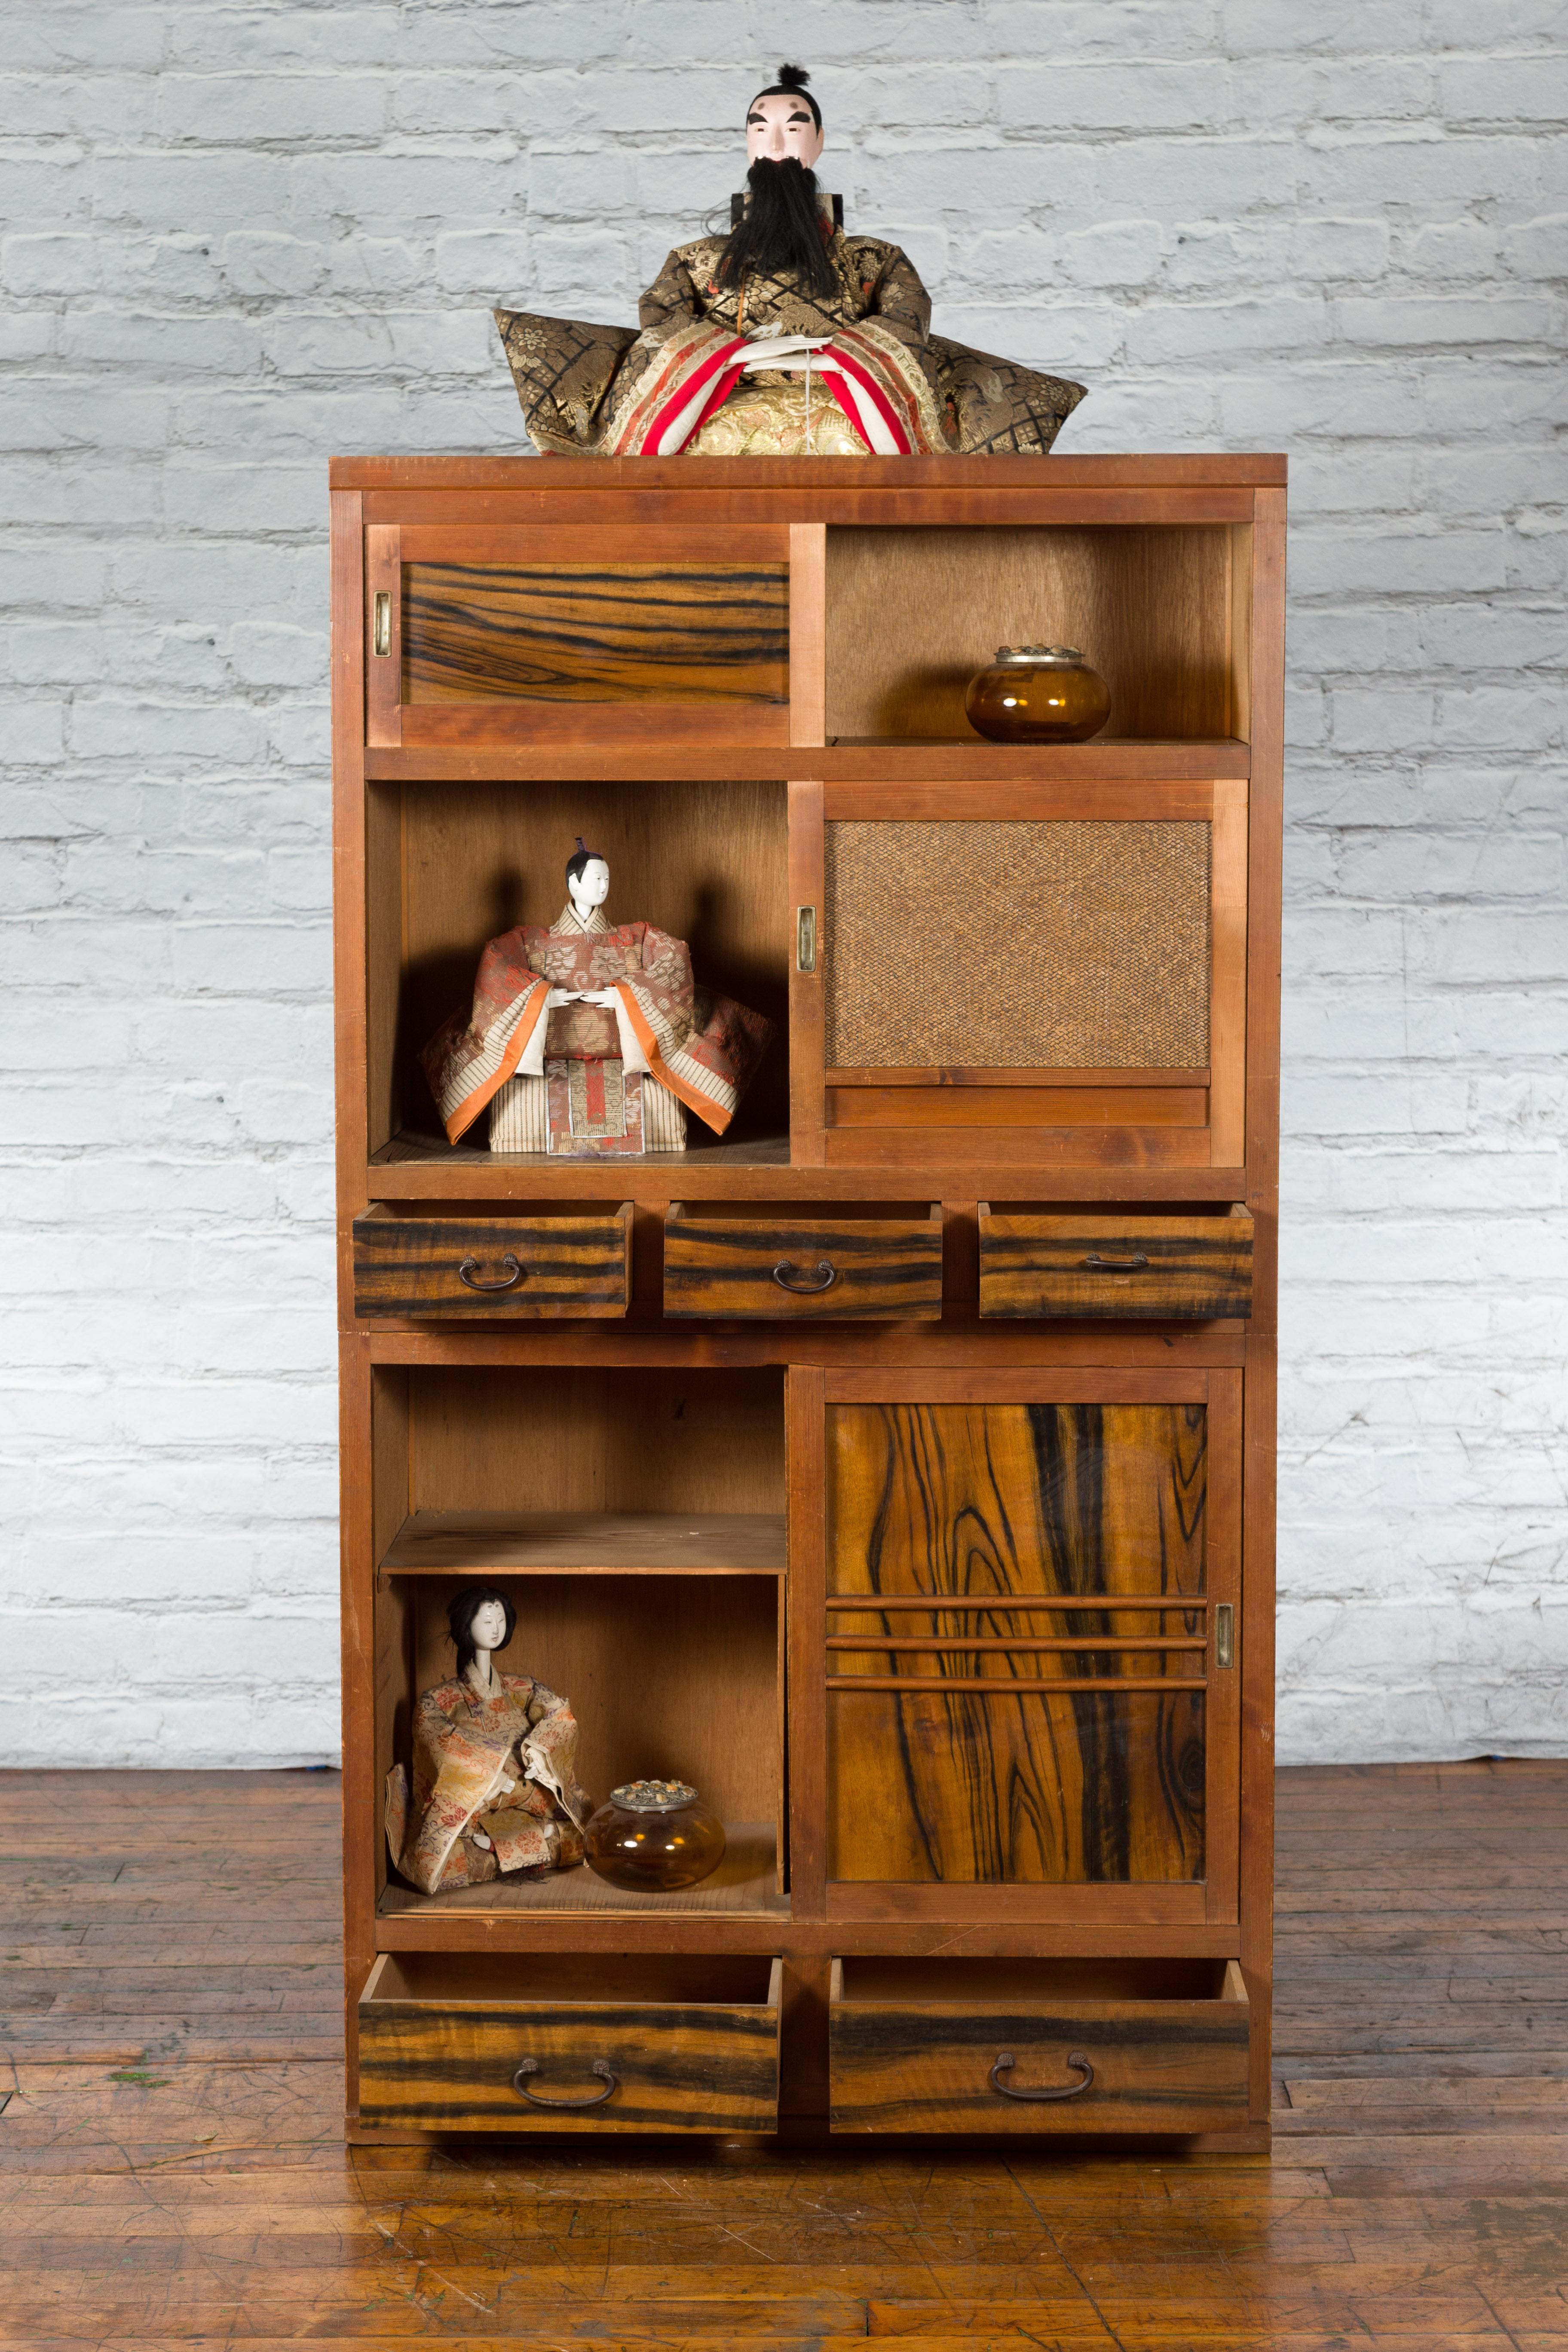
top-left (748, 63), bottom-right (821, 131)
top-left (447, 1585), bottom-right (517, 1680)
top-left (565, 835), bottom-right (605, 887)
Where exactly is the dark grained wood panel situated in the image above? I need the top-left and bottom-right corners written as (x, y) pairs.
top-left (663, 1210), bottom-right (942, 1321)
top-left (357, 1953), bottom-right (781, 2134)
top-left (3, 1762), bottom-right (1568, 2346)
top-left (402, 562), bottom-right (788, 705)
top-left (980, 1206), bottom-right (1255, 1319)
top-left (352, 1206), bottom-right (631, 1319)
top-left (829, 1956), bottom-right (1250, 2134)
top-left (826, 1402), bottom-right (1208, 1885)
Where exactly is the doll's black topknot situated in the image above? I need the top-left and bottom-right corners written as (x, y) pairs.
top-left (751, 62), bottom-right (822, 129)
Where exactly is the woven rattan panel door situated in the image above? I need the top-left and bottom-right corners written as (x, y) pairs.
top-left (810, 1370), bottom-right (1242, 1929)
top-left (794, 784), bottom-right (1247, 1170)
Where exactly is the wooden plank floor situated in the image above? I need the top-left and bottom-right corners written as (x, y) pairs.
top-left (1, 1760), bottom-right (1565, 2348)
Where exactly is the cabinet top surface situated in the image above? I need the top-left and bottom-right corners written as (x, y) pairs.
top-left (329, 451), bottom-right (1287, 493)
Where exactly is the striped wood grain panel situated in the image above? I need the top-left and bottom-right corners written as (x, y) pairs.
top-left (827, 1402), bottom-right (1208, 1885)
top-left (828, 1956), bottom-right (1250, 2133)
top-left (351, 1210), bottom-right (631, 1320)
top-left (662, 1210), bottom-right (942, 1321)
top-left (358, 1954), bottom-right (781, 2133)
top-left (979, 1207), bottom-right (1255, 1319)
top-left (402, 563), bottom-right (789, 705)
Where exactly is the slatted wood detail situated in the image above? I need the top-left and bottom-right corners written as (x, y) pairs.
top-left (402, 563), bottom-right (789, 705)
top-left (358, 1953), bottom-right (781, 2133)
top-left (351, 1208), bottom-right (631, 1319)
top-left (979, 1206), bottom-right (1255, 1319)
top-left (826, 1402), bottom-right (1208, 1885)
top-left (828, 1955), bottom-right (1250, 2134)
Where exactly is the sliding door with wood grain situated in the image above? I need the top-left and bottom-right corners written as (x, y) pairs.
top-left (790, 1369), bottom-right (1242, 1928)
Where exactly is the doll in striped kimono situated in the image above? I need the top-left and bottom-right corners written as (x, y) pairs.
top-left (421, 840), bottom-right (773, 1158)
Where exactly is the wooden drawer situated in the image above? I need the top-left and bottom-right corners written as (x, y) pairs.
top-left (663, 1203), bottom-right (942, 1320)
top-left (829, 1957), bottom-right (1250, 2135)
top-left (352, 1204), bottom-right (631, 1319)
top-left (358, 1953), bottom-right (782, 2134)
top-left (979, 1205), bottom-right (1254, 1319)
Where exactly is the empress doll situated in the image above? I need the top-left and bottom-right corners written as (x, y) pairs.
top-left (421, 839), bottom-right (772, 1157)
top-left (495, 64), bottom-right (1085, 458)
top-left (385, 1586), bottom-right (590, 1895)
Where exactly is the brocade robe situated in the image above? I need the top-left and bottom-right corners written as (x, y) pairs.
top-left (384, 1669), bottom-right (589, 1896)
top-left (495, 193), bottom-right (1084, 458)
top-left (421, 900), bottom-right (772, 1152)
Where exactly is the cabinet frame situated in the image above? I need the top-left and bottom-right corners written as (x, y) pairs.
top-left (332, 455), bottom-right (1285, 2150)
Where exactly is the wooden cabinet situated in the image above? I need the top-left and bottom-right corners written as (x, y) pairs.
top-left (333, 454), bottom-right (1283, 2151)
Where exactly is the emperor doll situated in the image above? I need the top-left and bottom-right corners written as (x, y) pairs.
top-left (496, 64), bottom-right (1086, 458)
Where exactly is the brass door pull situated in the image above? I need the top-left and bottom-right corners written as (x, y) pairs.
top-left (512, 2057), bottom-right (616, 2109)
top-left (1215, 1602), bottom-right (1235, 1669)
top-left (372, 590), bottom-right (392, 656)
top-left (1082, 1253), bottom-right (1150, 1271)
top-left (458, 1253), bottom-right (523, 1292)
top-left (773, 1260), bottom-right (836, 1293)
top-left (989, 2049), bottom-right (1093, 2102)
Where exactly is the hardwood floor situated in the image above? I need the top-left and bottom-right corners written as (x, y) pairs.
top-left (2, 1760), bottom-right (1565, 2348)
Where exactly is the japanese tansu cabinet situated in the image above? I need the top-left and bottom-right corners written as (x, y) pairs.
top-left (331, 453), bottom-right (1283, 2150)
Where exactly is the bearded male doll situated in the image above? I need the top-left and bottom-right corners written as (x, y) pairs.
top-left (495, 64), bottom-right (1085, 458)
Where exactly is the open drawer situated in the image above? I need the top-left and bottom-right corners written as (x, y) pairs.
top-left (979, 1204), bottom-right (1254, 1319)
top-left (828, 1956), bottom-right (1249, 2134)
top-left (352, 1203), bottom-right (631, 1319)
top-left (358, 1952), bottom-right (782, 2133)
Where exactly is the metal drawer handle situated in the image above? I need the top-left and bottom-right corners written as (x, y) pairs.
top-left (989, 2049), bottom-right (1094, 2103)
top-left (773, 1259), bottom-right (836, 1294)
top-left (1081, 1253), bottom-right (1150, 1272)
top-left (513, 2057), bottom-right (616, 2109)
top-left (458, 1253), bottom-right (523, 1292)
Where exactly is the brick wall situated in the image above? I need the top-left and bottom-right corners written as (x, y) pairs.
top-left (1, 4), bottom-right (1563, 1765)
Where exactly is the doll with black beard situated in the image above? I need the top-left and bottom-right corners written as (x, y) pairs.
top-left (495, 65), bottom-right (1085, 457)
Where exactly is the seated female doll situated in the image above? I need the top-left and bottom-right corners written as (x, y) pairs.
top-left (495, 64), bottom-right (1085, 458)
top-left (421, 839), bottom-right (772, 1158)
top-left (385, 1586), bottom-right (590, 1896)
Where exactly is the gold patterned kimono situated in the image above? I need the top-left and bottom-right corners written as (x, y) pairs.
top-left (496, 193), bottom-right (1084, 458)
top-left (384, 1669), bottom-right (589, 1896)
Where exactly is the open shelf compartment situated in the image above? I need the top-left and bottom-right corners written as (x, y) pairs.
top-left (371, 1364), bottom-right (789, 1920)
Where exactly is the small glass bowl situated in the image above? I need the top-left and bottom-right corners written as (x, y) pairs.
top-left (965, 644), bottom-right (1111, 743)
top-left (584, 1778), bottom-right (728, 1893)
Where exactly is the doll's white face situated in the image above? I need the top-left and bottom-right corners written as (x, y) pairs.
top-left (570, 856), bottom-right (610, 913)
top-left (469, 1597), bottom-right (508, 1651)
top-left (746, 92), bottom-right (824, 168)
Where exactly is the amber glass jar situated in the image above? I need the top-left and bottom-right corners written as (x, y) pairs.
top-left (584, 1778), bottom-right (727, 1893)
top-left (965, 645), bottom-right (1111, 743)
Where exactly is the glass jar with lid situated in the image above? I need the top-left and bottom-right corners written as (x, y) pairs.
top-left (584, 1778), bottom-right (727, 1893)
top-left (965, 645), bottom-right (1111, 743)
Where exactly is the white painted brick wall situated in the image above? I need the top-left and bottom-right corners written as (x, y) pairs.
top-left (1, 3), bottom-right (1563, 1767)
